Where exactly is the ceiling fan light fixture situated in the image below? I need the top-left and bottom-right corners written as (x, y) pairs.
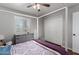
top-left (33, 3), bottom-right (41, 11)
top-left (27, 3), bottom-right (50, 12)
top-left (33, 4), bottom-right (37, 9)
top-left (37, 4), bottom-right (40, 10)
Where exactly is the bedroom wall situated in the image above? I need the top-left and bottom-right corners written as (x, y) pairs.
top-left (0, 10), bottom-right (37, 42)
top-left (38, 4), bottom-right (79, 50)
top-left (29, 18), bottom-right (37, 34)
top-left (0, 11), bottom-right (15, 41)
top-left (43, 10), bottom-right (65, 46)
top-left (38, 17), bottom-right (44, 39)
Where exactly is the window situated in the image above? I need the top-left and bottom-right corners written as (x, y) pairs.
top-left (15, 16), bottom-right (26, 34)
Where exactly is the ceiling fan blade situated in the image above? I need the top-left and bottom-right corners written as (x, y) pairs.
top-left (41, 4), bottom-right (50, 7)
top-left (27, 5), bottom-right (33, 8)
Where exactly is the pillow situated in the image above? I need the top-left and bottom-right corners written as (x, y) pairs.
top-left (6, 41), bottom-right (12, 45)
top-left (0, 45), bottom-right (11, 55)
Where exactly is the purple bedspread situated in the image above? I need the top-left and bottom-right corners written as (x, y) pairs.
top-left (33, 39), bottom-right (69, 55)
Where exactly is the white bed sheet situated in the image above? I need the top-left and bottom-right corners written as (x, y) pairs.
top-left (11, 40), bottom-right (61, 55)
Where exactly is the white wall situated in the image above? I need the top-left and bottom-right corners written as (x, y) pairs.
top-left (29, 18), bottom-right (37, 34)
top-left (0, 11), bottom-right (15, 35)
top-left (38, 17), bottom-right (44, 39)
top-left (37, 5), bottom-right (79, 50)
top-left (0, 11), bottom-right (37, 41)
top-left (0, 11), bottom-right (15, 41)
top-left (38, 4), bottom-right (79, 50)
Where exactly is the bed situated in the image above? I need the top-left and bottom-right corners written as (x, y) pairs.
top-left (11, 40), bottom-right (61, 55)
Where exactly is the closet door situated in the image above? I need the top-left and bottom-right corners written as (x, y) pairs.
top-left (44, 15), bottom-right (63, 46)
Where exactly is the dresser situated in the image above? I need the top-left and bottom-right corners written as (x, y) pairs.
top-left (12, 33), bottom-right (34, 45)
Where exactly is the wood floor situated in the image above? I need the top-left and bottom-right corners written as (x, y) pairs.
top-left (68, 49), bottom-right (79, 55)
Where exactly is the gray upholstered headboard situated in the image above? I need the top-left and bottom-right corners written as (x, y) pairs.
top-left (13, 33), bottom-right (34, 44)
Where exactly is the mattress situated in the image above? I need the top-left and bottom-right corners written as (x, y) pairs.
top-left (11, 40), bottom-right (61, 55)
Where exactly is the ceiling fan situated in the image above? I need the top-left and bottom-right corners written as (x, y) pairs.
top-left (27, 3), bottom-right (50, 12)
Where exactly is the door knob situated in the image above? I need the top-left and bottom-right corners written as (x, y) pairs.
top-left (73, 34), bottom-right (76, 36)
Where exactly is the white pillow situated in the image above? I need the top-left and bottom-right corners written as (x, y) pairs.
top-left (6, 41), bottom-right (12, 45)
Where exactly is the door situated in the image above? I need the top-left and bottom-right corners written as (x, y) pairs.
top-left (73, 12), bottom-right (79, 53)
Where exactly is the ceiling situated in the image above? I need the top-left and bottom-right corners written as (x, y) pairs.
top-left (0, 3), bottom-right (78, 17)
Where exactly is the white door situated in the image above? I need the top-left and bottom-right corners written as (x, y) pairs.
top-left (73, 12), bottom-right (79, 53)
